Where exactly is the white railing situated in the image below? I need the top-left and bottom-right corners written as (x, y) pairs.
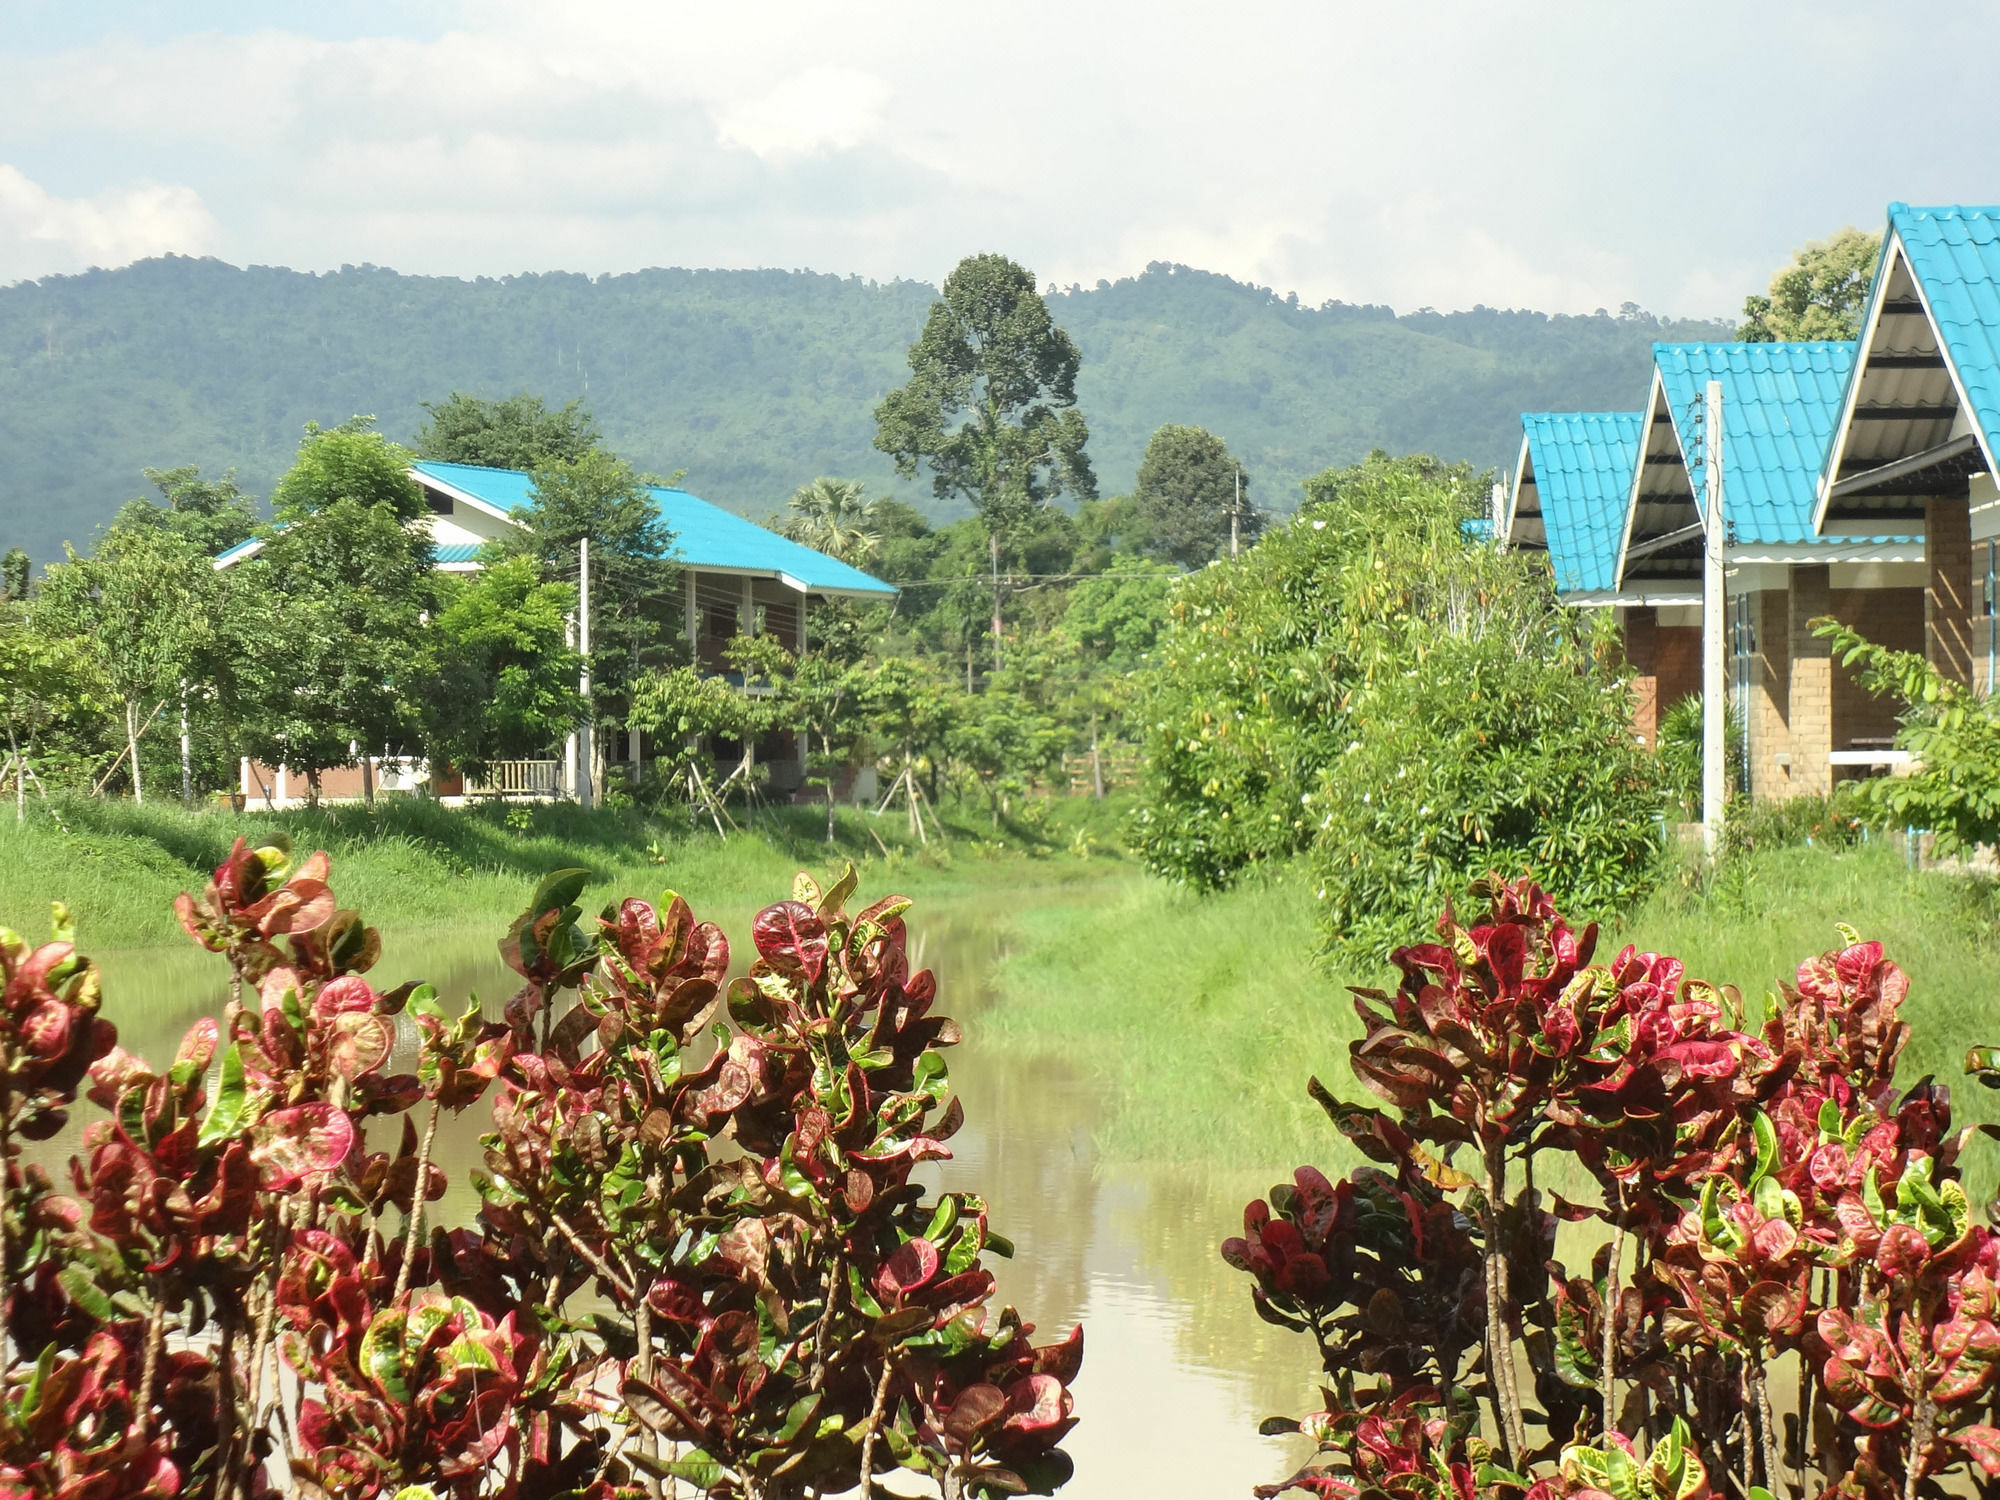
top-left (463, 759), bottom-right (563, 797)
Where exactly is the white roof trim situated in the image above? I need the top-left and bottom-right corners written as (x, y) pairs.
top-left (1614, 370), bottom-right (1674, 589)
top-left (1566, 587), bottom-right (1701, 608)
top-left (1815, 229), bottom-right (1996, 530)
top-left (1726, 539), bottom-right (1926, 565)
top-left (213, 539), bottom-right (265, 571)
top-left (408, 468), bottom-right (526, 527)
top-left (1504, 430), bottom-right (1534, 549)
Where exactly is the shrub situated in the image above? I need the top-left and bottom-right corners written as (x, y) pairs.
top-left (1655, 694), bottom-right (1743, 821)
top-left (0, 844), bottom-right (1079, 1498)
top-left (1132, 452), bottom-right (1662, 953)
top-left (1227, 871), bottom-right (2000, 1499)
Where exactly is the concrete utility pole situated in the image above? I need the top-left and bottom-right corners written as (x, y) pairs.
top-left (989, 534), bottom-right (1004, 671)
top-left (577, 537), bottom-right (594, 810)
top-left (1231, 468), bottom-right (1242, 559)
top-left (1702, 380), bottom-right (1726, 856)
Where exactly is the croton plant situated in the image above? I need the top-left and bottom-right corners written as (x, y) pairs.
top-left (1226, 872), bottom-right (2000, 1500)
top-left (0, 840), bottom-right (1079, 1499)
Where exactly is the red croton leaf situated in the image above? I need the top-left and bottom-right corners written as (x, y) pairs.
top-left (877, 1237), bottom-right (941, 1300)
top-left (751, 900), bottom-right (828, 981)
top-left (250, 1103), bottom-right (356, 1189)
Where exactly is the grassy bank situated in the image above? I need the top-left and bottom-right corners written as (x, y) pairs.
top-left (977, 839), bottom-right (2000, 1187)
top-left (0, 792), bottom-right (1133, 949)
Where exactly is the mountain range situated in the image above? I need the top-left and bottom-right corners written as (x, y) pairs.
top-left (0, 254), bottom-right (1733, 561)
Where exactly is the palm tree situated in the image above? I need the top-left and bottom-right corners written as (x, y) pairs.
top-left (782, 477), bottom-right (879, 566)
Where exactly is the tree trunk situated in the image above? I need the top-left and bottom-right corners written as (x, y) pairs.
top-left (826, 781), bottom-right (837, 845)
top-left (125, 697), bottom-right (144, 804)
top-left (1090, 715), bottom-right (1104, 800)
top-left (362, 751), bottom-right (375, 809)
top-left (989, 533), bottom-right (1004, 670)
top-left (179, 685), bottom-right (192, 806)
top-left (8, 725), bottom-right (22, 824)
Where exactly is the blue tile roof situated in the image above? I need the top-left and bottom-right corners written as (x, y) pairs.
top-left (411, 461), bottom-right (897, 597)
top-left (1654, 341), bottom-right (1857, 544)
top-left (1519, 412), bottom-right (1641, 593)
top-left (1888, 203), bottom-right (2000, 463)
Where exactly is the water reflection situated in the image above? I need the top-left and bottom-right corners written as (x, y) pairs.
top-left (55, 889), bottom-right (1316, 1499)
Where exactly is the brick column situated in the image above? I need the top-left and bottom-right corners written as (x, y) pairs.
top-left (1927, 495), bottom-right (1974, 685)
top-left (1750, 588), bottom-right (1792, 800)
top-left (1624, 606), bottom-right (1659, 746)
top-left (1789, 564), bottom-right (1832, 798)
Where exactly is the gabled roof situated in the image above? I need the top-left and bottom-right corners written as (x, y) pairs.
top-left (408, 461), bottom-right (897, 597)
top-left (1888, 204), bottom-right (2000, 465)
top-left (1653, 341), bottom-right (1856, 544)
top-left (1512, 413), bottom-right (1641, 594)
top-left (1816, 205), bottom-right (2000, 528)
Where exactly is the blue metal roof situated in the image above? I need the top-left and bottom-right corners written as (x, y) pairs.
top-left (1519, 412), bottom-right (1641, 593)
top-left (411, 461), bottom-right (898, 597)
top-left (1887, 203), bottom-right (2000, 462)
top-left (434, 543), bottom-right (482, 565)
top-left (1654, 341), bottom-right (1856, 544)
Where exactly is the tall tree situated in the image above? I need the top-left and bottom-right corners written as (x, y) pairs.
top-left (412, 392), bottom-right (602, 470)
top-left (37, 526), bottom-right (218, 803)
top-left (494, 448), bottom-right (680, 742)
top-left (873, 253), bottom-right (1096, 554)
top-left (419, 556), bottom-right (583, 779)
top-left (108, 466), bottom-right (260, 556)
top-left (1739, 227), bottom-right (1882, 342)
top-left (241, 420), bottom-right (434, 804)
top-left (1132, 424), bottom-right (1257, 567)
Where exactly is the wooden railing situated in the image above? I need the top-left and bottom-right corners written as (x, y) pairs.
top-left (463, 759), bottom-right (562, 797)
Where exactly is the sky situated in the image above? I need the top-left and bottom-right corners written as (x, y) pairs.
top-left (3, 1), bottom-right (1998, 319)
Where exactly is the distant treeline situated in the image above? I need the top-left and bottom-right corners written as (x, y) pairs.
top-left (0, 255), bottom-right (1730, 560)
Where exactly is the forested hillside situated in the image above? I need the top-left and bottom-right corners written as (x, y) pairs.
top-left (0, 254), bottom-right (1730, 561)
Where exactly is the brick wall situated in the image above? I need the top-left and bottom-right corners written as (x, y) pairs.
top-left (1789, 566), bottom-right (1832, 798)
top-left (1657, 625), bottom-right (1702, 720)
top-left (1928, 496), bottom-right (1974, 684)
top-left (1749, 589), bottom-right (1791, 800)
top-left (1829, 585), bottom-right (1925, 747)
top-left (1623, 606), bottom-right (1659, 745)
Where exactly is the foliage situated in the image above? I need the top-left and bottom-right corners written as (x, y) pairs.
top-left (780, 478), bottom-right (881, 567)
top-left (1739, 228), bottom-right (1883, 343)
top-left (1814, 618), bottom-right (2000, 856)
top-left (0, 256), bottom-right (1738, 567)
top-left (1228, 871), bottom-right (2000, 1500)
top-left (106, 466), bottom-right (260, 558)
top-left (494, 449), bottom-right (679, 732)
top-left (236, 424), bottom-right (437, 802)
top-left (414, 393), bottom-right (601, 471)
top-left (420, 558), bottom-right (584, 780)
top-left (1133, 452), bottom-right (1661, 950)
top-left (1655, 695), bottom-right (1743, 822)
top-left (874, 254), bottom-right (1096, 552)
top-left (1132, 424), bottom-right (1258, 568)
top-left (0, 841), bottom-right (1081, 1498)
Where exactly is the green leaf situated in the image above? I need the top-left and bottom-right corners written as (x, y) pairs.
top-left (361, 1311), bottom-right (413, 1402)
top-left (58, 1265), bottom-right (116, 1322)
top-left (1750, 1108), bottom-right (1778, 1186)
top-left (662, 1450), bottom-right (729, 1489)
top-left (197, 1045), bottom-right (249, 1148)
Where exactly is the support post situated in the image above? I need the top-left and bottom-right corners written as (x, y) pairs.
top-left (989, 533), bottom-right (1004, 670)
top-left (179, 682), bottom-right (192, 806)
top-left (1702, 380), bottom-right (1726, 856)
top-left (1231, 469), bottom-right (1242, 559)
top-left (577, 537), bottom-right (593, 810)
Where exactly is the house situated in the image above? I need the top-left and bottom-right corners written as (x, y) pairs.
top-left (1813, 204), bottom-right (2000, 697)
top-left (1614, 340), bottom-right (1924, 801)
top-left (226, 460), bottom-right (897, 805)
top-left (1504, 411), bottom-right (1699, 745)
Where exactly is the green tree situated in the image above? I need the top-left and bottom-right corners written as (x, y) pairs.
top-left (873, 252), bottom-right (1096, 556)
top-left (1738, 227), bottom-right (1882, 342)
top-left (1133, 425), bottom-right (1256, 568)
top-left (3, 548), bottom-right (31, 601)
top-left (495, 448), bottom-right (680, 737)
top-left (240, 420), bottom-right (435, 804)
top-left (108, 465), bottom-right (260, 556)
top-left (782, 477), bottom-right (880, 566)
top-left (412, 392), bottom-right (601, 470)
top-left (1060, 557), bottom-right (1175, 674)
top-left (421, 556), bottom-right (583, 779)
top-left (0, 604), bottom-right (107, 817)
top-left (1133, 452), bottom-right (1662, 955)
top-left (37, 526), bottom-right (218, 803)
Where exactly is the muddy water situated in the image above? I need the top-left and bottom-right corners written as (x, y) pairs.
top-left (61, 888), bottom-right (1319, 1499)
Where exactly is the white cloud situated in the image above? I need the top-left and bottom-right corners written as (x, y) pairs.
top-left (2, 2), bottom-right (2000, 314)
top-left (0, 164), bottom-right (216, 282)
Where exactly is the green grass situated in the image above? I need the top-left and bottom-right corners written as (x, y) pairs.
top-left (0, 791), bottom-right (1137, 950)
top-left (974, 839), bottom-right (2000, 1197)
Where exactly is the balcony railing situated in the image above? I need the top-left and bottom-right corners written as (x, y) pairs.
top-left (463, 759), bottom-right (563, 797)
